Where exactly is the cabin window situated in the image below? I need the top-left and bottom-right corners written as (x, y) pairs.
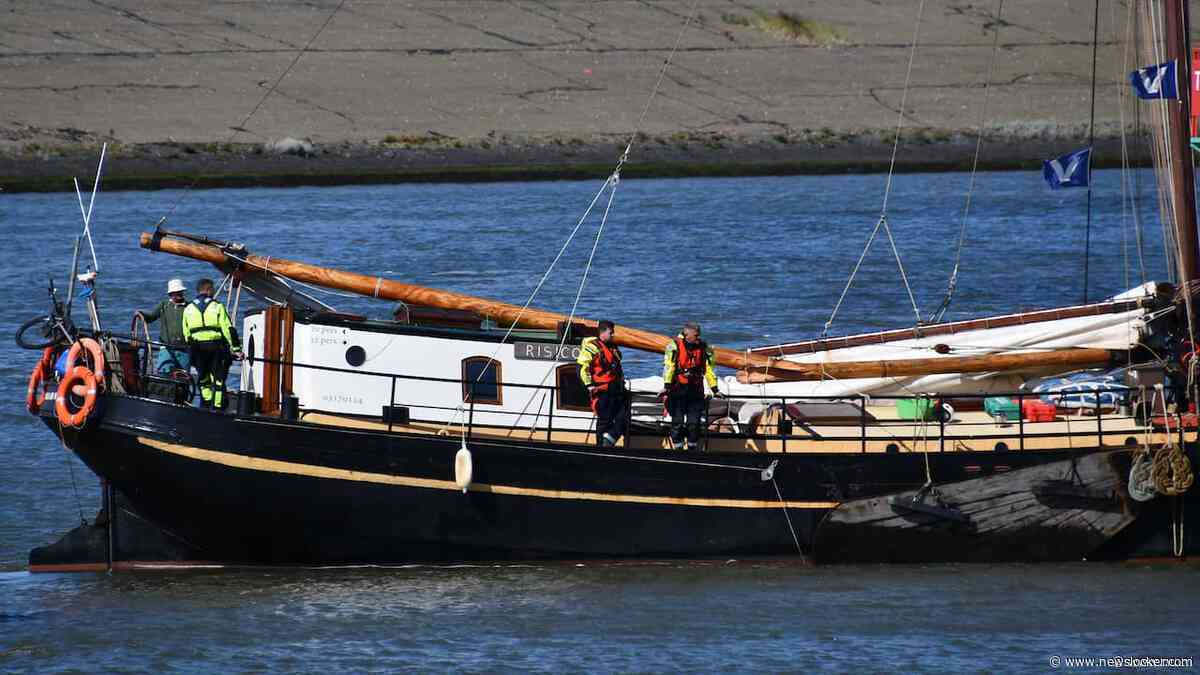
top-left (345, 345), bottom-right (366, 367)
top-left (462, 357), bottom-right (502, 405)
top-left (556, 364), bottom-right (592, 412)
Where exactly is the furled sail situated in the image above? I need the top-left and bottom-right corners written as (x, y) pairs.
top-left (714, 284), bottom-right (1158, 398)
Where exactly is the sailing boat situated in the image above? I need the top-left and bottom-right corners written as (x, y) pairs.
top-left (21, 0), bottom-right (1200, 569)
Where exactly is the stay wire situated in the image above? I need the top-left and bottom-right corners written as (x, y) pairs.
top-left (1129, 0), bottom-right (1148, 284)
top-left (880, 217), bottom-right (922, 325)
top-left (627, 0), bottom-right (701, 149)
top-left (162, 0), bottom-right (349, 219)
top-left (1082, 0), bottom-right (1101, 304)
top-left (823, 217), bottom-right (884, 337)
top-left (879, 0), bottom-right (928, 215)
top-left (824, 0), bottom-right (927, 337)
top-left (54, 418), bottom-right (87, 524)
top-left (1117, 1), bottom-right (1132, 291)
top-left (458, 3), bottom-right (700, 436)
top-left (771, 476), bottom-right (806, 560)
top-left (442, 174), bottom-right (617, 434)
top-left (562, 176), bottom-right (619, 346)
top-left (929, 0), bottom-right (1006, 323)
top-left (1146, 0), bottom-right (1197, 355)
top-left (512, 172), bottom-right (621, 434)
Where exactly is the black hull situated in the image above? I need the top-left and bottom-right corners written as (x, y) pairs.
top-left (30, 395), bottom-right (1200, 568)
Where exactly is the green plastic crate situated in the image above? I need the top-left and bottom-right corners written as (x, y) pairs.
top-left (984, 396), bottom-right (1020, 421)
top-left (896, 398), bottom-right (934, 420)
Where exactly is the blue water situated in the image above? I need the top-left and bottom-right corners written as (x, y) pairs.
top-left (2, 170), bottom-right (1198, 672)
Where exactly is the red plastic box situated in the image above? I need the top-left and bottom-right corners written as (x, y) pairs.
top-left (1021, 398), bottom-right (1057, 422)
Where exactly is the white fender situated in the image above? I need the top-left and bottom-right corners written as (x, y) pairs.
top-left (454, 447), bottom-right (473, 493)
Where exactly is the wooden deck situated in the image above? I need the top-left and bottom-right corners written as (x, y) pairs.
top-left (301, 405), bottom-right (1195, 454)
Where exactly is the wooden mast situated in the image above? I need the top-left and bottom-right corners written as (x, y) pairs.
top-left (140, 232), bottom-right (1116, 381)
top-left (1165, 0), bottom-right (1200, 282)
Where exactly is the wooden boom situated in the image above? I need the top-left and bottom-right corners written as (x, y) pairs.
top-left (139, 232), bottom-right (1117, 380)
top-left (735, 348), bottom-right (1113, 384)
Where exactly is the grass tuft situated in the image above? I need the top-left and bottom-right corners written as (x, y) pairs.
top-left (725, 10), bottom-right (847, 46)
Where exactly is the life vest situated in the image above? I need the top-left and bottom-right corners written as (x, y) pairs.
top-left (672, 337), bottom-right (707, 386)
top-left (184, 296), bottom-right (227, 344)
top-left (589, 340), bottom-right (623, 392)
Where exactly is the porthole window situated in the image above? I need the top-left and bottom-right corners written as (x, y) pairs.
top-left (345, 345), bottom-right (366, 367)
top-left (462, 357), bottom-right (502, 404)
top-left (556, 364), bottom-right (591, 412)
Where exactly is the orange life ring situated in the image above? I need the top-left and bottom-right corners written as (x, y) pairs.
top-left (66, 337), bottom-right (106, 386)
top-left (55, 366), bottom-right (98, 428)
top-left (25, 347), bottom-right (55, 415)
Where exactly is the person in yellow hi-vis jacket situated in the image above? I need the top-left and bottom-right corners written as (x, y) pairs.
top-left (577, 320), bottom-right (627, 447)
top-left (182, 278), bottom-right (242, 409)
top-left (659, 321), bottom-right (718, 450)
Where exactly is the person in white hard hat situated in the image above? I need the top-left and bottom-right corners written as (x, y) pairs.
top-left (139, 278), bottom-right (191, 374)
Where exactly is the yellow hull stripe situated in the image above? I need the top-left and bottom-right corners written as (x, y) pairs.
top-left (138, 437), bottom-right (839, 510)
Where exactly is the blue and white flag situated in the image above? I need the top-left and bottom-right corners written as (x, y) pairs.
top-left (1042, 148), bottom-right (1091, 189)
top-left (1129, 60), bottom-right (1178, 99)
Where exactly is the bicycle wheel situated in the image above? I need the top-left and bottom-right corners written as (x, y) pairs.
top-left (15, 315), bottom-right (57, 350)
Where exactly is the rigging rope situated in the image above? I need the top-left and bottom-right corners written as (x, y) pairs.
top-left (511, 171), bottom-right (622, 434)
top-left (1082, 0), bottom-right (1102, 304)
top-left (440, 175), bottom-right (617, 433)
top-left (1145, 0), bottom-right (1200, 378)
top-left (1117, 0), bottom-right (1149, 287)
top-left (446, 0), bottom-right (700, 437)
top-left (1151, 389), bottom-right (1194, 496)
top-left (771, 476), bottom-right (806, 560)
top-left (444, 2), bottom-right (700, 437)
top-left (162, 0), bottom-right (349, 219)
top-left (823, 0), bottom-right (927, 337)
top-left (929, 0), bottom-right (1005, 323)
top-left (628, 0), bottom-right (701, 147)
top-left (54, 416), bottom-right (87, 524)
top-left (1147, 1), bottom-right (1181, 285)
top-left (880, 0), bottom-right (928, 215)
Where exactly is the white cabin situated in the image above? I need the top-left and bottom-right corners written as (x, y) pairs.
top-left (240, 310), bottom-right (600, 432)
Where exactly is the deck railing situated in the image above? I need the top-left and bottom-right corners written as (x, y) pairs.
top-left (99, 331), bottom-right (1181, 454)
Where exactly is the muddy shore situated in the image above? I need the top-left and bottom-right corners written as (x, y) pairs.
top-left (0, 132), bottom-right (1145, 193)
top-left (0, 1), bottom-right (1174, 191)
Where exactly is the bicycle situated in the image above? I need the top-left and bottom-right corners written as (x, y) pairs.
top-left (15, 277), bottom-right (77, 350)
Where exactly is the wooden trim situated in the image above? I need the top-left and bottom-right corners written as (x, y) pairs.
top-left (136, 436), bottom-right (838, 509)
top-left (555, 363), bottom-right (592, 412)
top-left (261, 306), bottom-right (282, 414)
top-left (750, 299), bottom-right (1148, 357)
top-left (280, 305), bottom-right (295, 398)
top-left (461, 356), bottom-right (503, 405)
